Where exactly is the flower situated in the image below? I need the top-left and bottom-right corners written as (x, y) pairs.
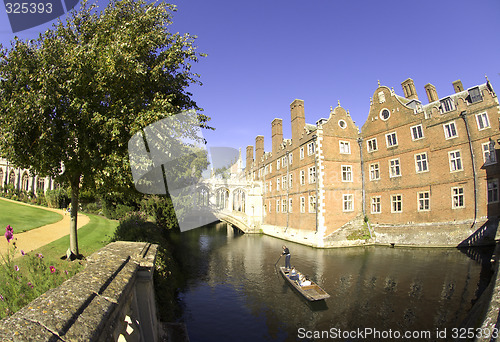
top-left (14, 265), bottom-right (19, 272)
top-left (20, 250), bottom-right (25, 256)
top-left (4, 225), bottom-right (13, 243)
top-left (37, 253), bottom-right (44, 259)
top-left (27, 282), bottom-right (33, 289)
top-left (0, 295), bottom-right (3, 301)
top-left (49, 266), bottom-right (56, 274)
top-left (64, 270), bottom-right (68, 275)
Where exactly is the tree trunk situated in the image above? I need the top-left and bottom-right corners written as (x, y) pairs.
top-left (69, 175), bottom-right (80, 256)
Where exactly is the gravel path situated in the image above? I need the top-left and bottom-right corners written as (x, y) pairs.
top-left (0, 198), bottom-right (90, 256)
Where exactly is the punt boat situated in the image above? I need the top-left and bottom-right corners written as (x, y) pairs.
top-left (279, 266), bottom-right (330, 301)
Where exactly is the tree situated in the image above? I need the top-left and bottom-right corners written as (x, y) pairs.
top-left (0, 0), bottom-right (209, 257)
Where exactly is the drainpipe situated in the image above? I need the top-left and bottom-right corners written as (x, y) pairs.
top-left (357, 137), bottom-right (366, 216)
top-left (286, 150), bottom-right (290, 231)
top-left (313, 135), bottom-right (319, 234)
top-left (460, 111), bottom-right (478, 229)
top-left (358, 136), bottom-right (372, 239)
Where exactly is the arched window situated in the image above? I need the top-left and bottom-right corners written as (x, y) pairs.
top-left (8, 171), bottom-right (16, 186)
top-left (37, 177), bottom-right (45, 193)
top-left (233, 188), bottom-right (246, 212)
top-left (216, 188), bottom-right (229, 209)
top-left (22, 172), bottom-right (29, 191)
top-left (197, 187), bottom-right (209, 207)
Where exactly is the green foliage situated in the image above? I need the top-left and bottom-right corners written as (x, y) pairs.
top-left (45, 188), bottom-right (70, 209)
top-left (0, 0), bottom-right (210, 254)
top-left (0, 241), bottom-right (75, 319)
top-left (141, 195), bottom-right (179, 231)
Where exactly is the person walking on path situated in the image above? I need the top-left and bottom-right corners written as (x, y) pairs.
top-left (281, 245), bottom-right (291, 270)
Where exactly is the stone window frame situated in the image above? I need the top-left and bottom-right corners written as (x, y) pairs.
top-left (443, 121), bottom-right (458, 140)
top-left (308, 166), bottom-right (316, 184)
top-left (475, 112), bottom-right (490, 131)
top-left (288, 152), bottom-right (293, 165)
top-left (276, 178), bottom-right (280, 190)
top-left (308, 195), bottom-right (316, 213)
top-left (367, 138), bottom-right (378, 153)
top-left (288, 198), bottom-right (293, 213)
top-left (369, 163), bottom-right (380, 181)
top-left (451, 187), bottom-right (465, 209)
top-left (300, 169), bottom-right (305, 185)
top-left (389, 158), bottom-right (402, 178)
top-left (289, 173), bottom-right (293, 188)
top-left (281, 175), bottom-right (287, 190)
top-left (380, 108), bottom-right (390, 121)
top-left (410, 124), bottom-right (424, 141)
top-left (269, 181), bottom-right (272, 192)
top-left (300, 196), bottom-right (305, 213)
top-left (339, 140), bottom-right (351, 154)
top-left (282, 198), bottom-right (287, 213)
top-left (417, 191), bottom-right (430, 211)
top-left (342, 194), bottom-right (354, 212)
top-left (307, 142), bottom-right (315, 156)
top-left (448, 150), bottom-right (463, 172)
top-left (482, 142), bottom-right (497, 166)
top-left (276, 199), bottom-right (280, 213)
top-left (414, 152), bottom-right (429, 173)
top-left (371, 196), bottom-right (381, 214)
top-left (488, 179), bottom-right (499, 204)
top-left (269, 201), bottom-right (272, 213)
top-left (277, 159), bottom-right (280, 170)
top-left (385, 132), bottom-right (398, 148)
top-left (281, 156), bottom-right (287, 168)
top-left (300, 147), bottom-right (305, 160)
top-left (338, 119), bottom-right (347, 129)
top-left (341, 165), bottom-right (353, 182)
top-left (391, 194), bottom-right (403, 213)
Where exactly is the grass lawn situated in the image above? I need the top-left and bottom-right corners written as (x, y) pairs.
top-left (0, 198), bottom-right (63, 233)
top-left (35, 213), bottom-right (119, 262)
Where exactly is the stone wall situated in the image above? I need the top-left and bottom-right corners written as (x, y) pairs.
top-left (0, 241), bottom-right (159, 342)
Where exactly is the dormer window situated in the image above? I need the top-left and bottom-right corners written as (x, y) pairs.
top-left (440, 97), bottom-right (455, 113)
top-left (468, 87), bottom-right (483, 104)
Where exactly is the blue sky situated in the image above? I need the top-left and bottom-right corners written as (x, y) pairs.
top-left (1, 0), bottom-right (500, 159)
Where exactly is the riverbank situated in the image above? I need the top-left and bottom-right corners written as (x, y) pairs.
top-left (259, 218), bottom-right (500, 248)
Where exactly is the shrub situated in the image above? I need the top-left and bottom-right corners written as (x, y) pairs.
top-left (83, 202), bottom-right (101, 214)
top-left (140, 195), bottom-right (178, 231)
top-left (45, 188), bottom-right (70, 208)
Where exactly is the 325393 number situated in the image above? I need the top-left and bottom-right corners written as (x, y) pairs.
top-left (452, 327), bottom-right (499, 339)
top-left (5, 2), bottom-right (53, 14)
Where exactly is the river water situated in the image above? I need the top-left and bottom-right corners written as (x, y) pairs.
top-left (169, 222), bottom-right (493, 341)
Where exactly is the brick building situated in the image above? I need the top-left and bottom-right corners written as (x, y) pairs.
top-left (245, 77), bottom-right (500, 244)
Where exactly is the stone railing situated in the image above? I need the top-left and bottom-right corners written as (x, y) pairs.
top-left (0, 241), bottom-right (160, 341)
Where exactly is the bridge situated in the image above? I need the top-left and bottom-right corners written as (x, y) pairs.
top-left (196, 176), bottom-right (263, 233)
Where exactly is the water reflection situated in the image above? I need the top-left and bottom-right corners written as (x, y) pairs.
top-left (170, 223), bottom-right (493, 342)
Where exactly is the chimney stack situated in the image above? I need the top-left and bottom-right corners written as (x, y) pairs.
top-left (401, 78), bottom-right (419, 100)
top-left (245, 145), bottom-right (253, 175)
top-left (271, 118), bottom-right (283, 155)
top-left (290, 99), bottom-right (305, 144)
top-left (424, 83), bottom-right (439, 103)
top-left (452, 80), bottom-right (464, 93)
top-left (255, 136), bottom-right (264, 164)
